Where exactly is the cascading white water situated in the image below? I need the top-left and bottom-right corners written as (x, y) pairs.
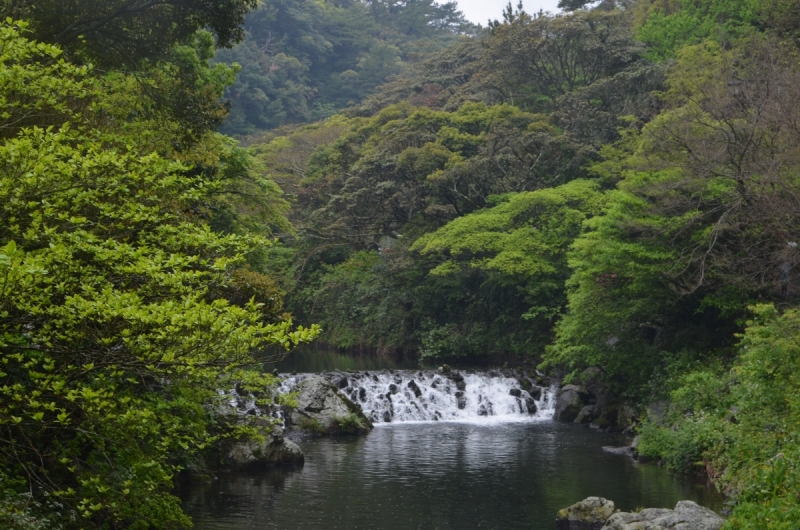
top-left (278, 370), bottom-right (556, 424)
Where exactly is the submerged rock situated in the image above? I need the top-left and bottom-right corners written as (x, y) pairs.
top-left (287, 375), bottom-right (373, 435)
top-left (556, 497), bottom-right (616, 530)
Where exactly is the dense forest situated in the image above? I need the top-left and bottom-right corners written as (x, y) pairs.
top-left (2, 0), bottom-right (800, 527)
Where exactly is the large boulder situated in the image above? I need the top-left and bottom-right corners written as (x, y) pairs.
top-left (227, 424), bottom-right (304, 469)
top-left (556, 497), bottom-right (617, 530)
top-left (580, 367), bottom-right (608, 407)
top-left (287, 375), bottom-right (373, 435)
top-left (574, 405), bottom-right (600, 424)
top-left (601, 501), bottom-right (724, 530)
top-left (554, 385), bottom-right (586, 422)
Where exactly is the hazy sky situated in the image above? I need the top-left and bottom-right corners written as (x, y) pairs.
top-left (455, 0), bottom-right (562, 26)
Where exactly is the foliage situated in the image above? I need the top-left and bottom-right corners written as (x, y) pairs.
top-left (478, 9), bottom-right (646, 110)
top-left (0, 21), bottom-right (319, 528)
top-left (217, 0), bottom-right (478, 134)
top-left (294, 181), bottom-right (604, 360)
top-left (297, 417), bottom-right (326, 435)
top-left (1, 0), bottom-right (258, 67)
top-left (334, 413), bottom-right (366, 434)
top-left (636, 305), bottom-right (800, 528)
top-left (296, 102), bottom-right (592, 247)
top-left (411, 180), bottom-right (605, 358)
top-left (546, 37), bottom-right (800, 396)
top-left (636, 0), bottom-right (763, 59)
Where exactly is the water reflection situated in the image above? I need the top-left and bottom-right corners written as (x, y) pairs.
top-left (180, 421), bottom-right (722, 530)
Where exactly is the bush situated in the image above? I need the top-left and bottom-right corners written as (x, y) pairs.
top-left (334, 413), bottom-right (366, 434)
top-left (638, 305), bottom-right (800, 528)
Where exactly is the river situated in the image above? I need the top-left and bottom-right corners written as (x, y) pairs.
top-left (179, 353), bottom-right (723, 529)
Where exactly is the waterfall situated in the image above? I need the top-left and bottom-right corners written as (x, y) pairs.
top-left (278, 370), bottom-right (556, 424)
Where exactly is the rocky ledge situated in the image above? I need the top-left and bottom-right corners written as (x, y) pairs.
top-left (556, 497), bottom-right (725, 530)
top-left (285, 374), bottom-right (374, 435)
top-left (553, 367), bottom-right (637, 432)
top-left (226, 421), bottom-right (304, 469)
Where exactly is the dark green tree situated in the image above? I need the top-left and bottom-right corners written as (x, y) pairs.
top-left (1, 0), bottom-right (258, 67)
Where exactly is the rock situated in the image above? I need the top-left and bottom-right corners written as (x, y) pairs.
top-left (581, 366), bottom-right (603, 382)
top-left (556, 497), bottom-right (616, 530)
top-left (408, 380), bottom-right (422, 398)
top-left (287, 375), bottom-right (373, 435)
top-left (439, 364), bottom-right (452, 373)
top-left (575, 405), bottom-right (600, 424)
top-left (557, 497), bottom-right (724, 530)
top-left (509, 388), bottom-right (522, 397)
top-left (601, 445), bottom-right (634, 456)
top-left (617, 405), bottom-right (637, 429)
top-left (646, 400), bottom-right (669, 426)
top-left (456, 379), bottom-right (467, 391)
top-left (529, 385), bottom-right (543, 401)
top-left (227, 425), bottom-right (304, 469)
top-left (335, 376), bottom-right (349, 389)
top-left (580, 367), bottom-right (608, 406)
top-left (525, 396), bottom-right (538, 414)
top-left (531, 371), bottom-right (549, 387)
top-left (554, 386), bottom-right (585, 423)
top-left (601, 501), bottom-right (724, 530)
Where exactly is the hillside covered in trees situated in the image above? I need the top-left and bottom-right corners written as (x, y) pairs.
top-left (2, 0), bottom-right (800, 527)
top-left (247, 0), bottom-right (800, 527)
top-left (217, 0), bottom-right (478, 134)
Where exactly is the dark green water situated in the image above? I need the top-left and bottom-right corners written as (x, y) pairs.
top-left (179, 421), bottom-right (723, 529)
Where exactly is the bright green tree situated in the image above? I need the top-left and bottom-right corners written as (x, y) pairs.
top-left (0, 22), bottom-right (318, 528)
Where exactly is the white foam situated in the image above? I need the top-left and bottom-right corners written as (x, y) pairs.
top-left (278, 370), bottom-right (556, 425)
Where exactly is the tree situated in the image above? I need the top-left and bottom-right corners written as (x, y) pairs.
top-left (299, 102), bottom-right (591, 247)
top-left (411, 180), bottom-right (605, 358)
top-left (0, 22), bottom-right (318, 528)
top-left (217, 0), bottom-right (477, 135)
top-left (477, 10), bottom-right (645, 110)
top-left (636, 0), bottom-right (762, 59)
top-left (547, 38), bottom-right (800, 395)
top-left (1, 0), bottom-right (258, 67)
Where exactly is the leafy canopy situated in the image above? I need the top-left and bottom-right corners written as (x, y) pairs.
top-left (0, 21), bottom-right (318, 529)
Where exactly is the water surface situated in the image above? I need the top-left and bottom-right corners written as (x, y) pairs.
top-left (180, 420), bottom-right (722, 529)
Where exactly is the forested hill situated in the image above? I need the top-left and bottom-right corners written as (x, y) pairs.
top-left (217, 0), bottom-right (478, 135)
top-left (3, 0), bottom-right (800, 527)
top-left (248, 0), bottom-right (800, 526)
